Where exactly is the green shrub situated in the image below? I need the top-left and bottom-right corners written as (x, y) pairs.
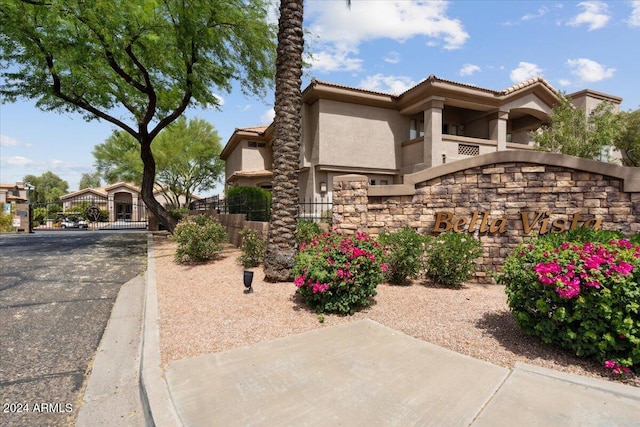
top-left (238, 229), bottom-right (266, 268)
top-left (226, 186), bottom-right (272, 221)
top-left (171, 215), bottom-right (227, 263)
top-left (293, 231), bottom-right (386, 315)
top-left (296, 219), bottom-right (322, 245)
top-left (497, 233), bottom-right (640, 375)
top-left (378, 227), bottom-right (426, 285)
top-left (424, 231), bottom-right (483, 288)
top-left (168, 207), bottom-right (190, 222)
top-left (0, 211), bottom-right (13, 232)
top-left (538, 227), bottom-right (623, 247)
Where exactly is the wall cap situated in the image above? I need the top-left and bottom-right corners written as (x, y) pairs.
top-left (404, 151), bottom-right (640, 192)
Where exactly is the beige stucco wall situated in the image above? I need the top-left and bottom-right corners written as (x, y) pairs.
top-left (242, 142), bottom-right (271, 171)
top-left (225, 146), bottom-right (243, 181)
top-left (316, 99), bottom-right (406, 170)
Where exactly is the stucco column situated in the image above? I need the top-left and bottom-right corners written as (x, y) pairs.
top-left (489, 109), bottom-right (509, 151)
top-left (108, 194), bottom-right (115, 222)
top-left (423, 96), bottom-right (445, 168)
top-left (132, 193), bottom-right (139, 221)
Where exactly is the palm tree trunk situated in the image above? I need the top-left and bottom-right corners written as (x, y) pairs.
top-left (263, 0), bottom-right (304, 282)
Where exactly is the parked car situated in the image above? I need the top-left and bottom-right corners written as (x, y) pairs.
top-left (60, 217), bottom-right (89, 229)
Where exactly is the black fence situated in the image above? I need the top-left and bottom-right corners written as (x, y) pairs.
top-left (190, 195), bottom-right (332, 224)
top-left (31, 195), bottom-right (148, 230)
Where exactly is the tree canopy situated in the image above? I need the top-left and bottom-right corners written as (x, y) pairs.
top-left (78, 172), bottom-right (101, 190)
top-left (616, 109), bottom-right (640, 167)
top-left (0, 0), bottom-right (276, 231)
top-left (94, 116), bottom-right (224, 207)
top-left (23, 171), bottom-right (68, 202)
top-left (531, 94), bottom-right (626, 162)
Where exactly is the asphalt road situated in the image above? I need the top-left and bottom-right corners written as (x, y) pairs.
top-left (0, 231), bottom-right (147, 427)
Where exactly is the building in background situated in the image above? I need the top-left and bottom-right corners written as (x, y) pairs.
top-left (221, 75), bottom-right (622, 202)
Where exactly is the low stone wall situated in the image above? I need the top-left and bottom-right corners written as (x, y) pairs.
top-left (332, 151), bottom-right (640, 283)
top-left (192, 210), bottom-right (269, 247)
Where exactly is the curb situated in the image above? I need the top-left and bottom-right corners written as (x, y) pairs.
top-left (140, 233), bottom-right (183, 426)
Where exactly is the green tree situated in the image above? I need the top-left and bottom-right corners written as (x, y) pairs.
top-left (94, 132), bottom-right (143, 184)
top-left (0, 0), bottom-right (275, 232)
top-left (531, 93), bottom-right (626, 161)
top-left (263, 0), bottom-right (305, 282)
top-left (93, 116), bottom-right (224, 207)
top-left (78, 172), bottom-right (101, 190)
top-left (23, 171), bottom-right (68, 202)
top-left (616, 108), bottom-right (640, 167)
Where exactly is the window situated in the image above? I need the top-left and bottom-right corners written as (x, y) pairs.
top-left (248, 141), bottom-right (266, 148)
top-left (380, 180), bottom-right (388, 185)
top-left (370, 179), bottom-right (376, 185)
top-left (410, 119), bottom-right (424, 139)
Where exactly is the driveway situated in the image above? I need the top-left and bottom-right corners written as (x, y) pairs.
top-left (0, 231), bottom-right (147, 427)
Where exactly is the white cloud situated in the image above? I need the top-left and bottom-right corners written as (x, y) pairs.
top-left (384, 51), bottom-right (400, 64)
top-left (567, 1), bottom-right (610, 30)
top-left (0, 135), bottom-right (20, 147)
top-left (459, 64), bottom-right (481, 77)
top-left (308, 43), bottom-right (363, 73)
top-left (1, 156), bottom-right (33, 166)
top-left (566, 58), bottom-right (615, 82)
top-left (306, 1), bottom-right (468, 73)
top-left (629, 1), bottom-right (640, 26)
top-left (358, 74), bottom-right (416, 95)
top-left (522, 6), bottom-right (549, 21)
top-left (212, 94), bottom-right (225, 107)
top-left (510, 62), bottom-right (543, 83)
top-left (259, 108), bottom-right (275, 125)
top-left (558, 78), bottom-right (572, 87)
top-left (307, 1), bottom-right (469, 50)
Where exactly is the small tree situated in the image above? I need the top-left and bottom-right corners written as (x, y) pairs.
top-left (531, 94), bottom-right (626, 161)
top-left (1, 0), bottom-right (275, 232)
top-left (94, 116), bottom-right (224, 207)
top-left (23, 172), bottom-right (68, 202)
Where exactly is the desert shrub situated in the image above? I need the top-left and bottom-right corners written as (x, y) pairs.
top-left (497, 235), bottom-right (640, 375)
top-left (296, 219), bottom-right (322, 245)
top-left (293, 231), bottom-right (387, 315)
top-left (171, 215), bottom-right (227, 263)
top-left (423, 231), bottom-right (483, 288)
top-left (238, 229), bottom-right (266, 268)
top-left (378, 227), bottom-right (426, 285)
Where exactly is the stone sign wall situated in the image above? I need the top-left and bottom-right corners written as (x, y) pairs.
top-left (332, 151), bottom-right (640, 283)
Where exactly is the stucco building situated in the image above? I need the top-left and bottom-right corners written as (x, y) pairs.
top-left (220, 75), bottom-right (622, 202)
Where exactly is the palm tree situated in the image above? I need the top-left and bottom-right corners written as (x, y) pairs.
top-left (263, 0), bottom-right (304, 281)
top-left (264, 1), bottom-right (350, 281)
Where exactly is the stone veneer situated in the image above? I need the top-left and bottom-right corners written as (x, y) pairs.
top-left (332, 151), bottom-right (640, 283)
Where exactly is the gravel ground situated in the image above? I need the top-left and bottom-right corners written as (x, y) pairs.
top-left (155, 235), bottom-right (638, 388)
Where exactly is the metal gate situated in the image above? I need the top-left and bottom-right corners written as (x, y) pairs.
top-left (32, 195), bottom-right (148, 231)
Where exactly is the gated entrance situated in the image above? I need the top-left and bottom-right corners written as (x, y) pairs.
top-left (32, 195), bottom-right (148, 231)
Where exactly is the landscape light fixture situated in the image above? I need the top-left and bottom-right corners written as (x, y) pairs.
top-left (243, 270), bottom-right (254, 294)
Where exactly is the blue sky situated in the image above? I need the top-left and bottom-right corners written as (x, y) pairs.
top-left (1, 0), bottom-right (639, 195)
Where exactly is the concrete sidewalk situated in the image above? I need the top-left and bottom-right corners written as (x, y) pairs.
top-left (135, 234), bottom-right (639, 426)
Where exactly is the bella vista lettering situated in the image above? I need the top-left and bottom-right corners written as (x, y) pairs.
top-left (433, 211), bottom-right (602, 235)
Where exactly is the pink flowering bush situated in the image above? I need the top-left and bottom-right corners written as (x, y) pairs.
top-left (293, 231), bottom-right (386, 315)
top-left (497, 232), bottom-right (640, 375)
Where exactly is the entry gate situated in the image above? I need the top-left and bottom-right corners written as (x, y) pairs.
top-left (32, 195), bottom-right (148, 231)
